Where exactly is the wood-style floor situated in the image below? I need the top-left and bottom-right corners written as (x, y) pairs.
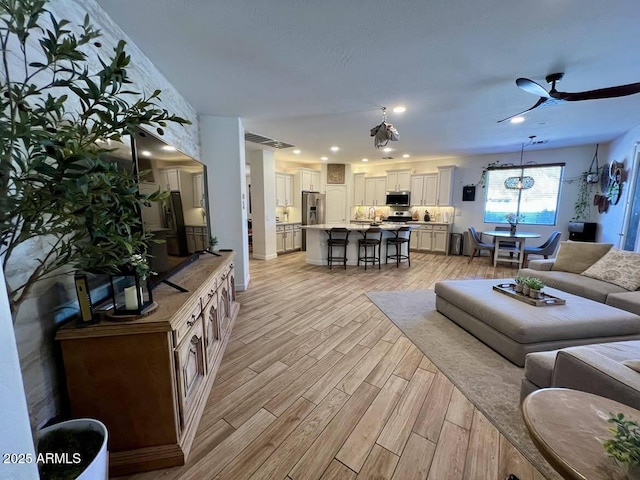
top-left (117, 251), bottom-right (547, 480)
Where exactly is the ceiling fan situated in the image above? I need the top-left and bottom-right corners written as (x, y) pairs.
top-left (497, 72), bottom-right (640, 123)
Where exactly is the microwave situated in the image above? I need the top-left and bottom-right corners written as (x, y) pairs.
top-left (386, 191), bottom-right (410, 206)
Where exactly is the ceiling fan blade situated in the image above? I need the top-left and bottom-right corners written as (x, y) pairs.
top-left (558, 82), bottom-right (640, 101)
top-left (497, 97), bottom-right (548, 123)
top-left (516, 78), bottom-right (550, 98)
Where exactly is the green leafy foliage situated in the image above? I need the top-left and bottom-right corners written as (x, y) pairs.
top-left (0, 0), bottom-right (190, 314)
top-left (524, 277), bottom-right (544, 290)
top-left (604, 413), bottom-right (640, 466)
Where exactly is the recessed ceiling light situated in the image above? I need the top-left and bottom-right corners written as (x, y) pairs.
top-left (321, 156), bottom-right (328, 161)
top-left (392, 106), bottom-right (406, 113)
top-left (362, 158), bottom-right (369, 162)
top-left (330, 146), bottom-right (339, 152)
top-left (141, 150), bottom-right (152, 157)
top-left (161, 145), bottom-right (177, 152)
top-left (510, 116), bottom-right (525, 124)
top-left (402, 154), bottom-right (410, 158)
top-left (293, 149), bottom-right (301, 154)
top-left (383, 147), bottom-right (393, 153)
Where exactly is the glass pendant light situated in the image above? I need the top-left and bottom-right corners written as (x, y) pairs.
top-left (505, 136), bottom-right (535, 190)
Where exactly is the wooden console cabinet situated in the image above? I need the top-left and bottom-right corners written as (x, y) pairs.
top-left (56, 252), bottom-right (239, 476)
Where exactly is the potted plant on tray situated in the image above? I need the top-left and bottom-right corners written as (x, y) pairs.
top-left (525, 278), bottom-right (545, 299)
top-left (603, 413), bottom-right (640, 477)
top-left (514, 275), bottom-right (527, 293)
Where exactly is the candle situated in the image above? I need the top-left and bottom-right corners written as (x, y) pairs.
top-left (124, 285), bottom-right (139, 310)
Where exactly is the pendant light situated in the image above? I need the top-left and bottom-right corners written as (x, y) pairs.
top-left (504, 136), bottom-right (536, 190)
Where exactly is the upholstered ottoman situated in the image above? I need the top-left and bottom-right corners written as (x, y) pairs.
top-left (434, 278), bottom-right (640, 366)
top-left (521, 341), bottom-right (640, 410)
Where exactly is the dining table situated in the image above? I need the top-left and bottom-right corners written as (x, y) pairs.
top-left (482, 230), bottom-right (541, 268)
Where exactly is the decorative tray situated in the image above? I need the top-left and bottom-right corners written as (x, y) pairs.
top-left (493, 283), bottom-right (566, 306)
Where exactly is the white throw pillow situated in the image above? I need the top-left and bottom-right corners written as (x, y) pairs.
top-left (581, 248), bottom-right (640, 291)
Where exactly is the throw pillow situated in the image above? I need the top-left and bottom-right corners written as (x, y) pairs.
top-left (551, 241), bottom-right (613, 274)
top-left (622, 360), bottom-right (640, 374)
top-left (581, 248), bottom-right (640, 291)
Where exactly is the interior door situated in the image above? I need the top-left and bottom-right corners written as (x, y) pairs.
top-left (325, 185), bottom-right (347, 224)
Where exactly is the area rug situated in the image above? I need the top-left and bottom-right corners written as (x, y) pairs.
top-left (366, 289), bottom-right (560, 480)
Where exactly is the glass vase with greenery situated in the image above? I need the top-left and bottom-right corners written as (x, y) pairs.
top-left (0, 0), bottom-right (190, 318)
top-left (604, 413), bottom-right (640, 473)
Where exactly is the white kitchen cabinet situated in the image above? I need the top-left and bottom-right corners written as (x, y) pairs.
top-left (275, 173), bottom-right (293, 206)
top-left (160, 168), bottom-right (182, 191)
top-left (193, 173), bottom-right (204, 207)
top-left (326, 185), bottom-right (347, 224)
top-left (365, 176), bottom-right (387, 206)
top-left (436, 165), bottom-right (456, 206)
top-left (300, 168), bottom-right (321, 192)
top-left (410, 174), bottom-right (437, 206)
top-left (185, 225), bottom-right (208, 253)
top-left (411, 223), bottom-right (451, 254)
top-left (353, 173), bottom-right (366, 205)
top-left (386, 169), bottom-right (412, 191)
top-left (276, 223), bottom-right (302, 254)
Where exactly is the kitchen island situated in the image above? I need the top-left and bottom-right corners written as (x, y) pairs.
top-left (302, 223), bottom-right (422, 266)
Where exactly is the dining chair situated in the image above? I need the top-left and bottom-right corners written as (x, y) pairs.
top-left (522, 231), bottom-right (562, 267)
top-left (495, 225), bottom-right (517, 258)
top-left (467, 227), bottom-right (495, 264)
top-left (358, 227), bottom-right (382, 270)
top-left (385, 226), bottom-right (412, 268)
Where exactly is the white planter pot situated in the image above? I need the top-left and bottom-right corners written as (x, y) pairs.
top-left (38, 418), bottom-right (109, 480)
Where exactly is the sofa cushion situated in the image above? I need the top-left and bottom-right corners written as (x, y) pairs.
top-left (623, 360), bottom-right (640, 373)
top-left (524, 350), bottom-right (558, 388)
top-left (551, 241), bottom-right (612, 274)
top-left (606, 292), bottom-right (640, 316)
top-left (519, 268), bottom-right (627, 304)
top-left (581, 248), bottom-right (640, 291)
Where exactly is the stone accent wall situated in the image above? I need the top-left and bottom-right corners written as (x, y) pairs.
top-left (7, 0), bottom-right (200, 429)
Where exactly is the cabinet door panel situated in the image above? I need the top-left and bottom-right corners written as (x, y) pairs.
top-left (423, 174), bottom-right (438, 205)
top-left (432, 230), bottom-right (448, 253)
top-left (410, 176), bottom-right (424, 206)
top-left (374, 177), bottom-right (387, 206)
top-left (175, 322), bottom-right (206, 428)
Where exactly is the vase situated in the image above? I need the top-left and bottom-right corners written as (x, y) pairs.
top-left (515, 284), bottom-right (524, 293)
top-left (529, 288), bottom-right (542, 299)
top-left (510, 224), bottom-right (517, 235)
top-left (522, 285), bottom-right (530, 296)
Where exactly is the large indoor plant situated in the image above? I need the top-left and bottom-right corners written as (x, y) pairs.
top-left (0, 0), bottom-right (189, 320)
top-left (603, 413), bottom-right (640, 476)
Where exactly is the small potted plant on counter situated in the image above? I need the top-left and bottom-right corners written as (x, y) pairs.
top-left (526, 278), bottom-right (545, 299)
top-left (514, 275), bottom-right (527, 293)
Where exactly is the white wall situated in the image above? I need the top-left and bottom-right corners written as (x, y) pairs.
top-left (200, 116), bottom-right (250, 290)
top-left (600, 124), bottom-right (640, 245)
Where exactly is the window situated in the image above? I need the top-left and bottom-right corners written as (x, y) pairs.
top-left (484, 164), bottom-right (564, 225)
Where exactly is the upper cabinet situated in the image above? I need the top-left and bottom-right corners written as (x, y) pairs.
top-left (275, 172), bottom-right (294, 207)
top-left (386, 169), bottom-right (412, 191)
top-left (353, 173), bottom-right (366, 206)
top-left (300, 168), bottom-right (321, 192)
top-left (193, 173), bottom-right (204, 208)
top-left (436, 165), bottom-right (456, 206)
top-left (364, 176), bottom-right (387, 206)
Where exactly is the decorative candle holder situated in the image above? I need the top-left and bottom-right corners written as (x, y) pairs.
top-left (109, 273), bottom-right (153, 316)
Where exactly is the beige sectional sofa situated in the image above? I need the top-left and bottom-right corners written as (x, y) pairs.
top-left (519, 241), bottom-right (640, 407)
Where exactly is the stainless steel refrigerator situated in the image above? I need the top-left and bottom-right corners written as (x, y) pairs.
top-left (164, 190), bottom-right (188, 256)
top-left (301, 191), bottom-right (325, 250)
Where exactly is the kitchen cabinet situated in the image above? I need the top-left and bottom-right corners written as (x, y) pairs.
top-left (275, 173), bottom-right (294, 206)
top-left (276, 223), bottom-right (302, 254)
top-left (410, 174), bottom-right (437, 206)
top-left (364, 176), bottom-right (387, 206)
top-left (56, 253), bottom-right (239, 476)
top-left (185, 225), bottom-right (208, 253)
top-left (159, 168), bottom-right (194, 193)
top-left (386, 169), bottom-right (412, 191)
top-left (193, 173), bottom-right (204, 207)
top-left (326, 184), bottom-right (347, 224)
top-left (353, 173), bottom-right (366, 205)
top-left (300, 168), bottom-right (321, 192)
top-left (436, 165), bottom-right (456, 206)
top-left (411, 223), bottom-right (451, 254)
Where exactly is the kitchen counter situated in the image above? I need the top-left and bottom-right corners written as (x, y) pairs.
top-left (406, 221), bottom-right (452, 225)
top-left (302, 223), bottom-right (421, 266)
top-left (275, 221), bottom-right (301, 226)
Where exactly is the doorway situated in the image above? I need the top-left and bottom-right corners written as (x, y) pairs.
top-left (622, 146), bottom-right (640, 251)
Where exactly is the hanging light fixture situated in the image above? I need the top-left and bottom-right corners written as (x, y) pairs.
top-left (504, 136), bottom-right (536, 190)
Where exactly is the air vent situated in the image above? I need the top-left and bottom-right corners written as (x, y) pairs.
top-left (244, 132), bottom-right (294, 149)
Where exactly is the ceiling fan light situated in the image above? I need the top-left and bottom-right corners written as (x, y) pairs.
top-left (504, 176), bottom-right (535, 189)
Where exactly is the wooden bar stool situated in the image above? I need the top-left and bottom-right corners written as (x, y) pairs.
top-left (357, 227), bottom-right (382, 270)
top-left (326, 228), bottom-right (350, 269)
top-left (386, 226), bottom-right (412, 267)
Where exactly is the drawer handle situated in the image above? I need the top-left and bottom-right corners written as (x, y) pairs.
top-left (187, 315), bottom-right (197, 327)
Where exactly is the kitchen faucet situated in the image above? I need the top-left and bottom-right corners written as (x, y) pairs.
top-left (368, 207), bottom-right (376, 220)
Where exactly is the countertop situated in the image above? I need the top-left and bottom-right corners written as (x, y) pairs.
top-left (275, 221), bottom-right (302, 226)
top-left (303, 223), bottom-right (423, 231)
top-left (350, 219), bottom-right (452, 226)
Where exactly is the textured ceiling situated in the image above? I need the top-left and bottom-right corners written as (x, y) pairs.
top-left (96, 0), bottom-right (640, 165)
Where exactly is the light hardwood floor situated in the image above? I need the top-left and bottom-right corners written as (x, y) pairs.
top-left (116, 251), bottom-right (547, 480)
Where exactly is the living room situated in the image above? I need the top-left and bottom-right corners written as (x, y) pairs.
top-left (3, 1), bottom-right (640, 479)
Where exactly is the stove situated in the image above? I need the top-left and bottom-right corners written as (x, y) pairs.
top-left (385, 210), bottom-right (413, 223)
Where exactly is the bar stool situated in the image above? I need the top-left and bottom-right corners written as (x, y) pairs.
top-left (357, 227), bottom-right (382, 270)
top-left (386, 226), bottom-right (412, 267)
top-left (326, 228), bottom-right (350, 269)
